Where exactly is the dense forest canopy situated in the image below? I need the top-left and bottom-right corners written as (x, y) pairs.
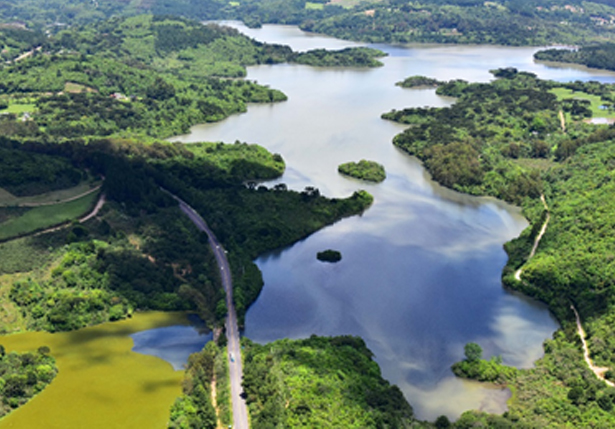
top-left (241, 336), bottom-right (414, 428)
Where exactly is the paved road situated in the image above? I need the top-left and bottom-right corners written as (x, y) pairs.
top-left (171, 194), bottom-right (249, 429)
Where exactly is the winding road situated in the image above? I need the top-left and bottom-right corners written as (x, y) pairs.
top-left (514, 194), bottom-right (550, 282)
top-left (168, 192), bottom-right (249, 429)
top-left (513, 194), bottom-right (613, 385)
top-left (570, 305), bottom-right (615, 387)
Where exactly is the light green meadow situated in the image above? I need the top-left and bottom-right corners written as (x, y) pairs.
top-left (550, 87), bottom-right (615, 119)
top-left (0, 180), bottom-right (101, 207)
top-left (0, 191), bottom-right (98, 240)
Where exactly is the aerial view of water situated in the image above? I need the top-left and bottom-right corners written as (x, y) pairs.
top-left (173, 23), bottom-right (615, 419)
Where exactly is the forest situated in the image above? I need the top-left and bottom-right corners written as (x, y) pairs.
top-left (169, 342), bottom-right (230, 429)
top-left (241, 335), bottom-right (415, 428)
top-left (0, 133), bottom-right (371, 332)
top-left (0, 15), bottom-right (395, 140)
top-left (2, 0), bottom-right (615, 46)
top-left (535, 44), bottom-right (615, 72)
top-left (383, 69), bottom-right (615, 204)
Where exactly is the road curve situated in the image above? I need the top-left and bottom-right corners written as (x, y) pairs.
top-left (167, 191), bottom-right (249, 429)
top-left (512, 194), bottom-right (614, 385)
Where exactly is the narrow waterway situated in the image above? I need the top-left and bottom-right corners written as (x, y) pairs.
top-left (173, 23), bottom-right (615, 420)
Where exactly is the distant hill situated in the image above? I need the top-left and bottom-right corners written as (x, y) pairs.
top-left (3, 0), bottom-right (615, 46)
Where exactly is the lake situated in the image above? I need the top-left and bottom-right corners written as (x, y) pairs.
top-left (173, 23), bottom-right (615, 420)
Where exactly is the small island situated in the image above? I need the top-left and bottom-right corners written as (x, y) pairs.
top-left (291, 47), bottom-right (387, 68)
top-left (396, 75), bottom-right (443, 88)
top-left (338, 160), bottom-right (386, 183)
top-left (451, 343), bottom-right (516, 384)
top-left (317, 249), bottom-right (342, 263)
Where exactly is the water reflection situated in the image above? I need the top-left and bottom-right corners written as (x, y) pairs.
top-left (166, 23), bottom-right (615, 419)
top-left (131, 317), bottom-right (211, 370)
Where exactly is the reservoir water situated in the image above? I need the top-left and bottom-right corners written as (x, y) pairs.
top-left (173, 23), bottom-right (615, 420)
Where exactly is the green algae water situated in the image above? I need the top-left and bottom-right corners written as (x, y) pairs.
top-left (0, 312), bottom-right (189, 429)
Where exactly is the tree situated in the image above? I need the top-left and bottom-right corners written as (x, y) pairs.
top-left (568, 386), bottom-right (584, 405)
top-left (464, 342), bottom-right (482, 362)
top-left (435, 415), bottom-right (451, 428)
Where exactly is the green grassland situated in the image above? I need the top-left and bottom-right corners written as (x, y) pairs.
top-left (0, 312), bottom-right (188, 429)
top-left (305, 2), bottom-right (324, 10)
top-left (0, 191), bottom-right (98, 240)
top-left (551, 87), bottom-right (615, 119)
top-left (0, 180), bottom-right (101, 207)
top-left (2, 103), bottom-right (36, 114)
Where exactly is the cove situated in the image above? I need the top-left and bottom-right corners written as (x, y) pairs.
top-left (173, 23), bottom-right (615, 420)
top-left (131, 315), bottom-right (212, 370)
top-left (0, 312), bottom-right (189, 429)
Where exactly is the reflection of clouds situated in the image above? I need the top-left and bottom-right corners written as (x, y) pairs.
top-left (488, 297), bottom-right (559, 369)
top-left (326, 191), bottom-right (526, 259)
top-left (399, 376), bottom-right (509, 421)
top-left (131, 326), bottom-right (211, 370)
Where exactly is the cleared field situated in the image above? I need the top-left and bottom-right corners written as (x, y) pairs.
top-left (0, 180), bottom-right (102, 207)
top-left (0, 191), bottom-right (99, 240)
top-left (0, 312), bottom-right (189, 429)
top-left (550, 87), bottom-right (615, 119)
top-left (64, 82), bottom-right (97, 93)
top-left (3, 103), bottom-right (36, 114)
top-left (305, 2), bottom-right (324, 9)
top-left (512, 158), bottom-right (556, 171)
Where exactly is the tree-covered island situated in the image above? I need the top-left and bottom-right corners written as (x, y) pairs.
top-left (396, 76), bottom-right (443, 89)
top-left (316, 249), bottom-right (342, 262)
top-left (338, 160), bottom-right (386, 183)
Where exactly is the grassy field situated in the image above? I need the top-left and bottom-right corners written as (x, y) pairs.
top-left (512, 157), bottom-right (557, 172)
top-left (64, 82), bottom-right (97, 93)
top-left (3, 103), bottom-right (36, 114)
top-left (0, 272), bottom-right (27, 334)
top-left (0, 312), bottom-right (190, 429)
top-left (0, 191), bottom-right (99, 240)
top-left (0, 180), bottom-right (102, 207)
top-left (305, 2), bottom-right (324, 10)
top-left (550, 87), bottom-right (615, 119)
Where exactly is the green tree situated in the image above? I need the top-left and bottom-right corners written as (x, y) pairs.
top-left (464, 343), bottom-right (482, 362)
top-left (435, 415), bottom-right (451, 428)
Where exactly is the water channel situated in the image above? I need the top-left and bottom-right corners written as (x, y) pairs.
top-left (173, 23), bottom-right (615, 420)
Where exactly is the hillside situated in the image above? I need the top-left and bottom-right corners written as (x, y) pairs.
top-left (3, 0), bottom-right (615, 46)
